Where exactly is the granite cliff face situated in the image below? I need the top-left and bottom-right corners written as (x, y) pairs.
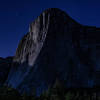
top-left (13, 11), bottom-right (50, 66)
top-left (5, 8), bottom-right (100, 95)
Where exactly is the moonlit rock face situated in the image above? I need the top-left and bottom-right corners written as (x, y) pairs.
top-left (14, 12), bottom-right (50, 66)
top-left (6, 8), bottom-right (100, 95)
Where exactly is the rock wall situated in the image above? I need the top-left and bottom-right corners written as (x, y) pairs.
top-left (6, 8), bottom-right (100, 95)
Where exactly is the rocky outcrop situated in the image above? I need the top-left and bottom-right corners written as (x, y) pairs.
top-left (6, 8), bottom-right (100, 95)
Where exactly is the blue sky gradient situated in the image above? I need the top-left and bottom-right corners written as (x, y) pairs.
top-left (0, 0), bottom-right (100, 57)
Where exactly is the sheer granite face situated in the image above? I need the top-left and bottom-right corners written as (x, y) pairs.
top-left (5, 8), bottom-right (100, 95)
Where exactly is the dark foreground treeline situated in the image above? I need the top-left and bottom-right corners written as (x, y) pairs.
top-left (0, 81), bottom-right (100, 100)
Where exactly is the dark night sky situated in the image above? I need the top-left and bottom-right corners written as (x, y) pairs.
top-left (0, 0), bottom-right (100, 57)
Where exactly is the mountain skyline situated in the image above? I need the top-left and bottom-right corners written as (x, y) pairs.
top-left (2, 8), bottom-right (99, 95)
top-left (0, 0), bottom-right (100, 57)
